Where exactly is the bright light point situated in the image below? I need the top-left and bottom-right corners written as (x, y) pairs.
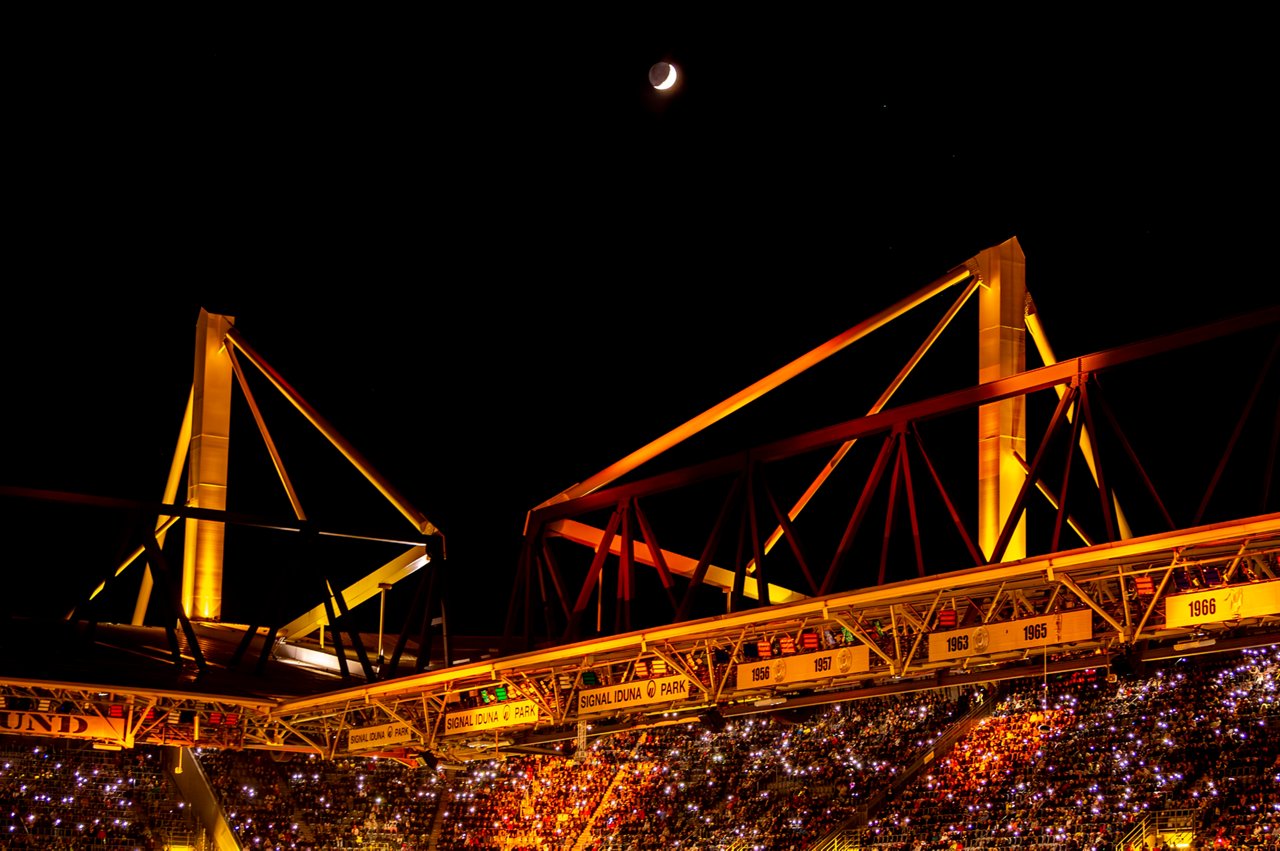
top-left (650, 61), bottom-right (678, 91)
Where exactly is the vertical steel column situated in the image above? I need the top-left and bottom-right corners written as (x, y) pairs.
top-left (976, 237), bottom-right (1028, 562)
top-left (183, 309), bottom-right (235, 620)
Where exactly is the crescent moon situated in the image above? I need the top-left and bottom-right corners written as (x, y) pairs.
top-left (653, 62), bottom-right (677, 91)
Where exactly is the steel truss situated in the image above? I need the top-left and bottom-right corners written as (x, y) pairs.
top-left (2, 243), bottom-right (1277, 765)
top-left (510, 306), bottom-right (1280, 647)
top-left (1, 514), bottom-right (1277, 763)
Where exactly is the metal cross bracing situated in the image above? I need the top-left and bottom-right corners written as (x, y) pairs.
top-left (0, 678), bottom-right (274, 752)
top-left (507, 242), bottom-right (1280, 651)
top-left (2, 238), bottom-right (1278, 764)
top-left (1, 514), bottom-right (1278, 763)
top-left (258, 516), bottom-right (1280, 763)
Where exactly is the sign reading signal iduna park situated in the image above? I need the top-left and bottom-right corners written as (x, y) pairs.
top-left (347, 720), bottom-right (417, 753)
top-left (442, 700), bottom-right (542, 737)
top-left (577, 675), bottom-right (696, 716)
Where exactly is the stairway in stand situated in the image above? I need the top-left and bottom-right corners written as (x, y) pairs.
top-left (426, 768), bottom-right (456, 849)
top-left (571, 731), bottom-right (650, 851)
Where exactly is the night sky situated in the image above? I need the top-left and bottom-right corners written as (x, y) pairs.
top-left (5, 18), bottom-right (1275, 636)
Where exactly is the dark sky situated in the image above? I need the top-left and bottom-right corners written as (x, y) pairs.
top-left (5, 18), bottom-right (1275, 634)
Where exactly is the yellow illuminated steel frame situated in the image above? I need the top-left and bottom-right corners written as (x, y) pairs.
top-left (154, 238), bottom-right (1042, 627)
top-left (125, 308), bottom-right (441, 628)
top-left (535, 237), bottom-right (1035, 607)
top-left (4, 253), bottom-right (1276, 759)
top-left (184, 311), bottom-right (236, 619)
top-left (976, 239), bottom-right (1028, 562)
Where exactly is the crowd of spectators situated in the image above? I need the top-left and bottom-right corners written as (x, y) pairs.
top-left (196, 747), bottom-right (446, 850)
top-left (0, 644), bottom-right (1275, 850)
top-left (859, 645), bottom-right (1280, 849)
top-left (591, 688), bottom-right (965, 849)
top-left (197, 748), bottom-right (309, 848)
top-left (0, 737), bottom-right (197, 849)
top-left (435, 730), bottom-right (638, 849)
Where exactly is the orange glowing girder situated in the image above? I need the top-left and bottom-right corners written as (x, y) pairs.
top-left (532, 306), bottom-right (1279, 524)
top-left (223, 326), bottom-right (438, 538)
top-left (521, 260), bottom-right (981, 627)
top-left (523, 304), bottom-right (1280, 634)
top-left (533, 262), bottom-right (977, 514)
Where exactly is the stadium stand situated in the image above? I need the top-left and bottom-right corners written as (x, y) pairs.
top-left (0, 644), bottom-right (1276, 849)
top-left (0, 736), bottom-right (200, 849)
